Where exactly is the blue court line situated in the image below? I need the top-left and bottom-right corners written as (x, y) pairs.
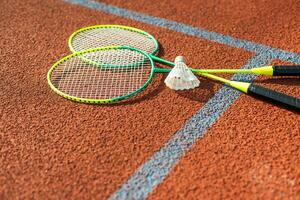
top-left (63, 0), bottom-right (300, 199)
top-left (108, 53), bottom-right (270, 200)
top-left (65, 0), bottom-right (300, 64)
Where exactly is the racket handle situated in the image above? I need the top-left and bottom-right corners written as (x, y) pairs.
top-left (273, 65), bottom-right (300, 76)
top-left (247, 83), bottom-right (300, 110)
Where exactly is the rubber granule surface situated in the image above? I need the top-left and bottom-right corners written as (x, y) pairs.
top-left (1, 0), bottom-right (299, 199)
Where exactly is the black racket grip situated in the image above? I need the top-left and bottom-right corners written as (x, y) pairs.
top-left (273, 65), bottom-right (300, 76)
top-left (248, 84), bottom-right (300, 110)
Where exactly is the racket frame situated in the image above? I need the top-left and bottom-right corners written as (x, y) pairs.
top-left (68, 24), bottom-right (160, 56)
top-left (68, 25), bottom-right (300, 76)
top-left (47, 46), bottom-right (156, 104)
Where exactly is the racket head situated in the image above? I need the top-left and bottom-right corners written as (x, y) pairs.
top-left (47, 46), bottom-right (155, 104)
top-left (68, 24), bottom-right (159, 55)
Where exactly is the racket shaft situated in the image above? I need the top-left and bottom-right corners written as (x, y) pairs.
top-left (247, 84), bottom-right (300, 109)
top-left (273, 65), bottom-right (300, 76)
top-left (157, 66), bottom-right (299, 109)
top-left (154, 56), bottom-right (300, 76)
top-left (194, 65), bottom-right (300, 76)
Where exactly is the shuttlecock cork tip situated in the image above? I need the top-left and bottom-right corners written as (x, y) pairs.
top-left (175, 56), bottom-right (185, 63)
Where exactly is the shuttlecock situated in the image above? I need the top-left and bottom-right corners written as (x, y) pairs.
top-left (164, 56), bottom-right (200, 90)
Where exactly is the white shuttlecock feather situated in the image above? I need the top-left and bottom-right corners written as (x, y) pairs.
top-left (164, 56), bottom-right (200, 90)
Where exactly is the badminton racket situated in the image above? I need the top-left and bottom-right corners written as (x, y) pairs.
top-left (47, 46), bottom-right (300, 109)
top-left (68, 25), bottom-right (300, 76)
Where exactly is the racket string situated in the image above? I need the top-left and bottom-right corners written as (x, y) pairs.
top-left (72, 28), bottom-right (157, 54)
top-left (50, 48), bottom-right (152, 100)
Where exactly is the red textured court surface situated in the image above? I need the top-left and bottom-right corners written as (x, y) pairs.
top-left (1, 0), bottom-right (300, 199)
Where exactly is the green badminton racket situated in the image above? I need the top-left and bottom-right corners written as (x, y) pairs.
top-left (47, 45), bottom-right (300, 109)
top-left (68, 24), bottom-right (300, 76)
